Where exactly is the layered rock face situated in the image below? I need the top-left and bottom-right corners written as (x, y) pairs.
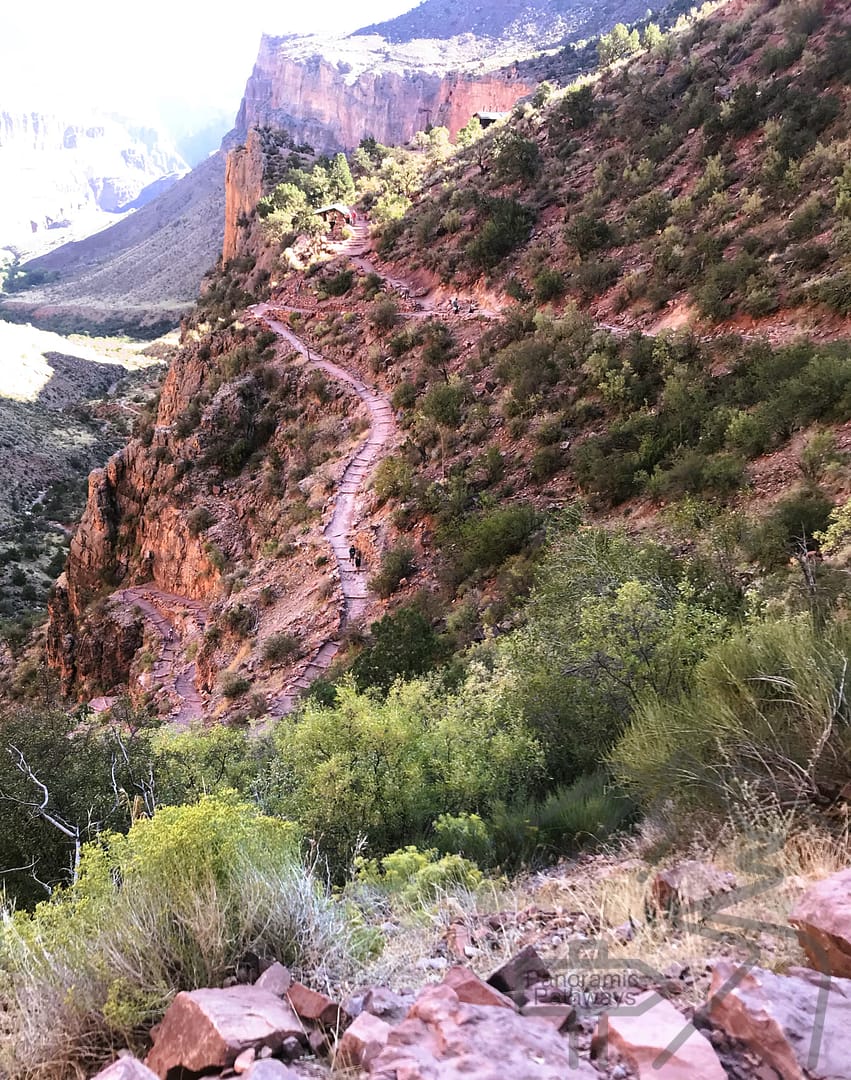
top-left (0, 111), bottom-right (187, 242)
top-left (47, 336), bottom-right (229, 696)
top-left (234, 35), bottom-right (534, 153)
top-left (223, 129), bottom-right (266, 263)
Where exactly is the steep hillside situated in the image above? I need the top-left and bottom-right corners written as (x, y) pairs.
top-left (382, 0), bottom-right (851, 337)
top-left (0, 321), bottom-right (165, 667)
top-left (357, 0), bottom-right (651, 47)
top-left (0, 153), bottom-right (226, 336)
top-left (1, 0), bottom-right (660, 334)
top-left (0, 110), bottom-right (187, 256)
top-left (10, 11), bottom-right (851, 1077)
top-left (44, 0), bottom-right (851, 725)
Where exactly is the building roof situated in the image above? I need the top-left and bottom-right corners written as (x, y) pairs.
top-left (314, 202), bottom-right (351, 216)
top-left (474, 111), bottom-right (510, 122)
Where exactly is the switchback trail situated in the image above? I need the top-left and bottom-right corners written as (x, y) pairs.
top-left (250, 302), bottom-right (397, 714)
top-left (111, 585), bottom-right (207, 726)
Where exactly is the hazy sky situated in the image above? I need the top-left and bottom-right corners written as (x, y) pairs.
top-left (1, 0), bottom-right (418, 124)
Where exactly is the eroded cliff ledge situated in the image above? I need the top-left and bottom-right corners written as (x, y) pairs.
top-left (234, 35), bottom-right (534, 153)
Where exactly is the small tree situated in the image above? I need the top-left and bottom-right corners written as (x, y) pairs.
top-left (328, 152), bottom-right (356, 204)
top-left (598, 23), bottom-right (641, 66)
top-left (457, 115), bottom-right (484, 148)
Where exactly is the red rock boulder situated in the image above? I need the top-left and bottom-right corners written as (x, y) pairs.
top-left (370, 983), bottom-right (597, 1079)
top-left (789, 867), bottom-right (851, 977)
top-left (335, 1011), bottom-right (392, 1071)
top-left (285, 981), bottom-right (345, 1028)
top-left (90, 1058), bottom-right (159, 1080)
top-left (145, 986), bottom-right (304, 1079)
top-left (706, 960), bottom-right (851, 1080)
top-left (442, 966), bottom-right (517, 1010)
top-left (651, 860), bottom-right (736, 914)
top-left (593, 990), bottom-right (725, 1079)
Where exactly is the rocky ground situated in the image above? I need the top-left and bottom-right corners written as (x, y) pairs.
top-left (92, 857), bottom-right (851, 1079)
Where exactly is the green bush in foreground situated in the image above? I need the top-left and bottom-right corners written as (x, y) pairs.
top-left (611, 617), bottom-right (851, 816)
top-left (0, 796), bottom-right (354, 1080)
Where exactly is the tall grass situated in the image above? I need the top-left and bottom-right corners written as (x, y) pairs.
top-left (0, 796), bottom-right (359, 1080)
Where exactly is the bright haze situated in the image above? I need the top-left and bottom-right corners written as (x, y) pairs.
top-left (1, 0), bottom-right (419, 131)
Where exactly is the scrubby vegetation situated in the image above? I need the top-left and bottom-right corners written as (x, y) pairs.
top-left (381, 0), bottom-right (851, 327)
top-left (6, 3), bottom-right (851, 1076)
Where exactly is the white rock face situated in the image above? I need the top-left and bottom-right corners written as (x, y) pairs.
top-left (0, 110), bottom-right (188, 247)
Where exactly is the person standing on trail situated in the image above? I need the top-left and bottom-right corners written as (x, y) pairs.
top-left (451, 297), bottom-right (460, 314)
top-left (349, 544), bottom-right (356, 562)
top-left (354, 549), bottom-right (362, 569)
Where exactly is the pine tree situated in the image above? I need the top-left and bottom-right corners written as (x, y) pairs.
top-left (328, 152), bottom-right (356, 204)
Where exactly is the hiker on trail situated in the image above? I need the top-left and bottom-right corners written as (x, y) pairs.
top-left (354, 549), bottom-right (362, 569)
top-left (349, 544), bottom-right (356, 562)
top-left (451, 297), bottom-right (460, 314)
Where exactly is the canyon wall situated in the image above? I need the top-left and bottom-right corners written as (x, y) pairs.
top-left (47, 335), bottom-right (233, 696)
top-left (234, 37), bottom-right (534, 152)
top-left (222, 129), bottom-right (266, 264)
top-left (0, 111), bottom-right (187, 243)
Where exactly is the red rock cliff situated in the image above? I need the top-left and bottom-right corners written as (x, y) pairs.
top-left (234, 35), bottom-right (533, 153)
top-left (223, 128), bottom-right (266, 264)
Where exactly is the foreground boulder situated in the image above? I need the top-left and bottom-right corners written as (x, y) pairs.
top-left (487, 944), bottom-right (550, 995)
top-left (442, 965), bottom-right (517, 1010)
top-left (285, 981), bottom-right (345, 1028)
top-left (706, 961), bottom-right (851, 1079)
top-left (254, 962), bottom-right (292, 997)
top-left (789, 868), bottom-right (851, 977)
top-left (369, 983), bottom-right (597, 1079)
top-left (651, 860), bottom-right (736, 914)
top-left (593, 990), bottom-right (725, 1079)
top-left (145, 987), bottom-right (304, 1079)
top-left (91, 1058), bottom-right (159, 1080)
top-left (243, 1062), bottom-right (299, 1079)
top-left (335, 1011), bottom-right (392, 1071)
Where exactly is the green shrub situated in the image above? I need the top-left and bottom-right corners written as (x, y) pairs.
top-left (503, 522), bottom-right (728, 780)
top-left (219, 671), bottom-right (250, 698)
top-left (565, 213), bottom-right (613, 256)
top-left (350, 606), bottom-right (442, 692)
top-left (369, 543), bottom-right (416, 598)
top-left (533, 268), bottom-right (566, 302)
top-left (354, 845), bottom-right (482, 904)
top-left (493, 131), bottom-right (541, 183)
top-left (368, 297), bottom-right (400, 332)
top-left (467, 199), bottom-right (534, 271)
top-left (573, 258), bottom-right (620, 298)
top-left (441, 504), bottom-right (541, 585)
top-left (187, 506), bottom-right (215, 536)
top-left (811, 270), bottom-right (851, 317)
top-left (491, 772), bottom-right (634, 867)
top-left (323, 268), bottom-right (355, 296)
top-left (612, 618), bottom-right (851, 815)
top-left (432, 812), bottom-right (493, 866)
top-left (391, 381), bottom-right (417, 409)
top-left (770, 486), bottom-right (833, 547)
top-left (260, 675), bottom-right (542, 871)
top-left (0, 797), bottom-right (352, 1078)
top-left (421, 380), bottom-right (466, 427)
top-left (222, 603), bottom-right (256, 638)
top-left (372, 456), bottom-right (414, 502)
top-left (262, 632), bottom-right (300, 664)
top-left (726, 409), bottom-right (771, 458)
top-left (531, 445), bottom-right (564, 481)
